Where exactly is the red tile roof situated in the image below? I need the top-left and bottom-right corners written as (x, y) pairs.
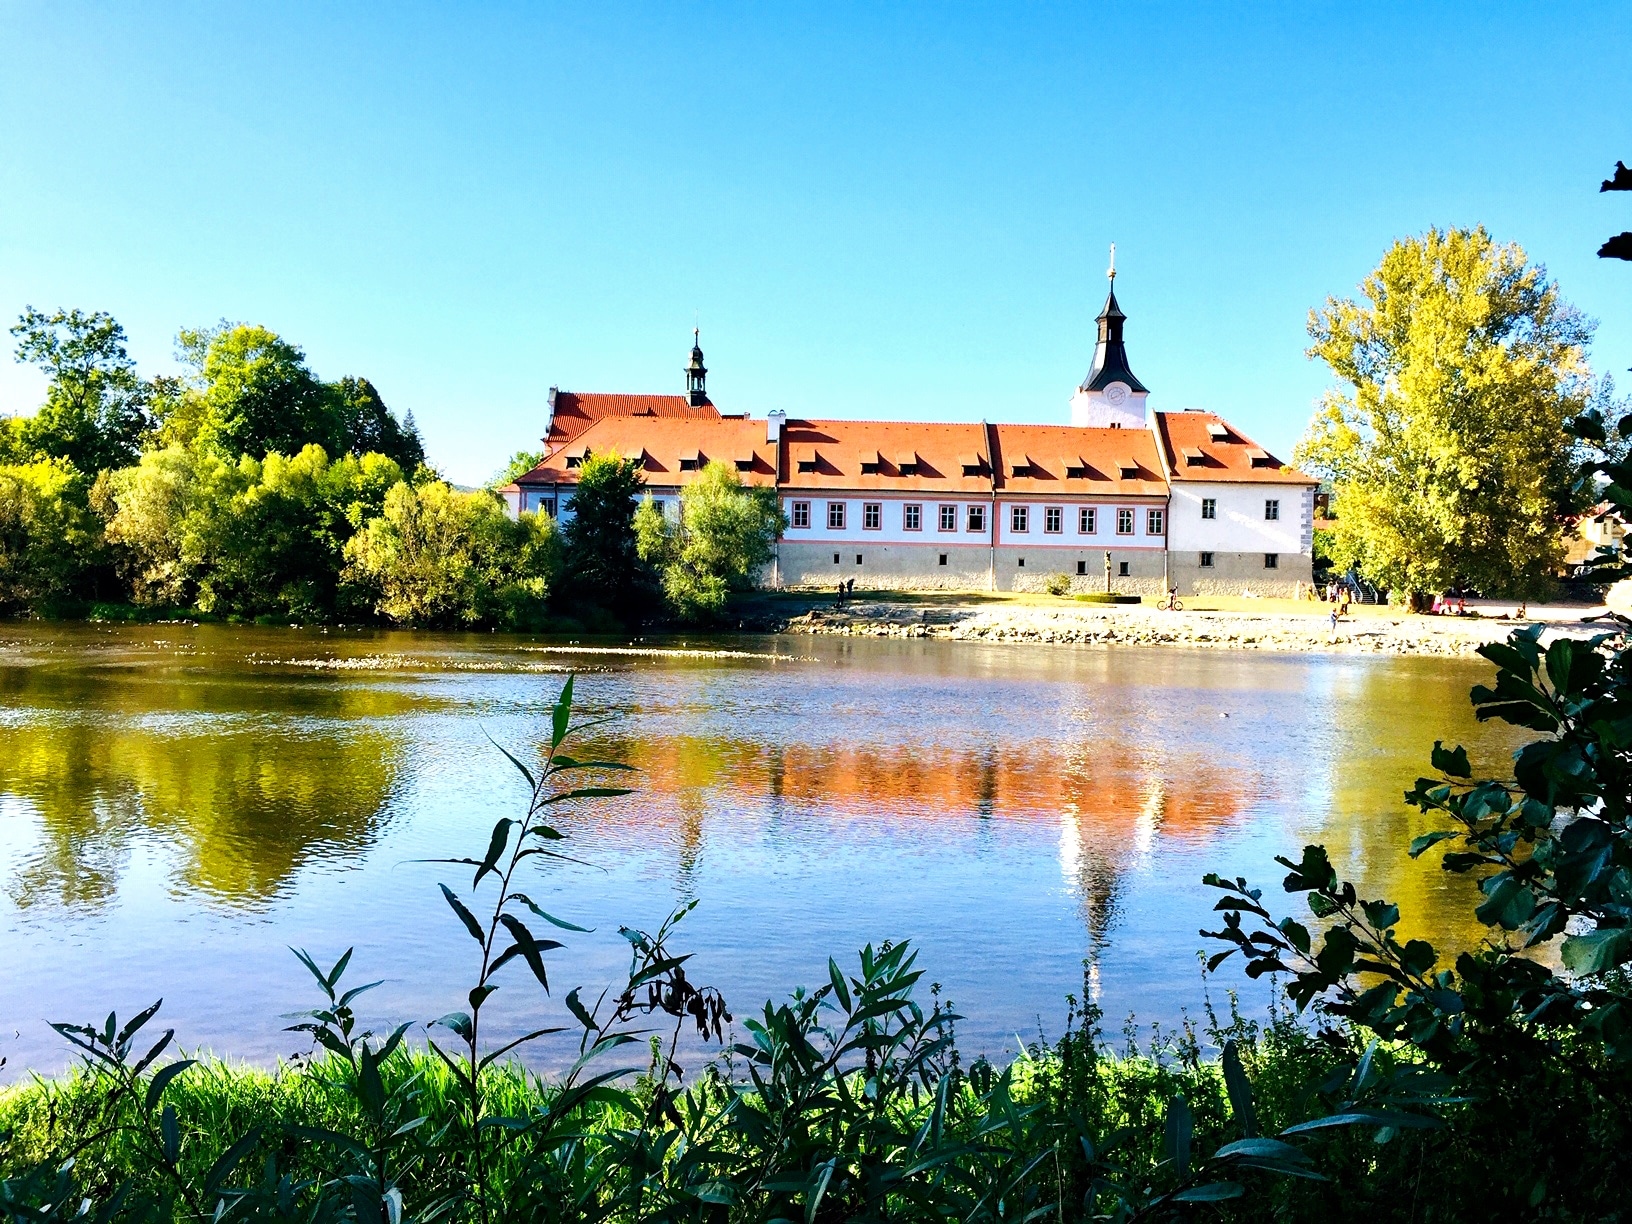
top-left (780, 420), bottom-right (994, 494)
top-left (546, 391), bottom-right (720, 442)
top-left (516, 416), bottom-right (776, 487)
top-left (1152, 411), bottom-right (1314, 484)
top-left (989, 424), bottom-right (1167, 497)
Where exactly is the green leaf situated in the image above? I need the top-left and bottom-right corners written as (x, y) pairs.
top-left (1560, 927), bottom-right (1632, 976)
top-left (473, 819), bottom-right (513, 889)
top-left (1222, 1041), bottom-right (1258, 1137)
top-left (1430, 741), bottom-right (1471, 778)
top-left (202, 1126), bottom-right (263, 1195)
top-left (1282, 1109), bottom-right (1443, 1134)
top-left (144, 1060), bottom-right (196, 1113)
top-left (1409, 830), bottom-right (1459, 858)
top-left (509, 892), bottom-right (592, 932)
top-left (1172, 1182), bottom-right (1244, 1202)
top-left (828, 959), bottom-right (853, 1013)
top-left (159, 1104), bottom-right (180, 1163)
top-left (1163, 1095), bottom-right (1193, 1176)
top-left (552, 675), bottom-right (575, 750)
top-left (440, 884), bottom-right (487, 944)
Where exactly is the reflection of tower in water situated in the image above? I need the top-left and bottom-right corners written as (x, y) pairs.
top-left (1056, 750), bottom-right (1171, 1002)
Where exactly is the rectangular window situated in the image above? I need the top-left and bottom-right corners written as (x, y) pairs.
top-left (791, 501), bottom-right (810, 529)
top-left (833, 552), bottom-right (840, 563)
top-left (651, 498), bottom-right (664, 514)
top-left (1201, 497), bottom-right (1216, 520)
top-left (1265, 499), bottom-right (1280, 521)
top-left (1200, 551), bottom-right (1215, 568)
top-left (1077, 560), bottom-right (1086, 575)
top-left (1045, 506), bottom-right (1062, 533)
top-left (1147, 508), bottom-right (1164, 536)
top-left (863, 502), bottom-right (882, 530)
top-left (939, 504), bottom-right (957, 531)
top-left (1079, 507), bottom-right (1096, 534)
top-left (1011, 505), bottom-right (1029, 533)
top-left (938, 553), bottom-right (948, 566)
top-left (856, 553), bottom-right (863, 565)
top-left (828, 502), bottom-right (846, 530)
top-left (1264, 553), bottom-right (1279, 569)
top-left (1017, 557), bottom-right (1026, 567)
top-left (1118, 561), bottom-right (1130, 577)
top-left (967, 505), bottom-right (986, 533)
top-left (1116, 508), bottom-right (1134, 535)
top-left (903, 503), bottom-right (922, 531)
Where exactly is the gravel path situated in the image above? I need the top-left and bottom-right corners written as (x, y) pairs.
top-left (776, 599), bottom-right (1614, 656)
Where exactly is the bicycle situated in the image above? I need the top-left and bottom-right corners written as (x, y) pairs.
top-left (1157, 589), bottom-right (1183, 612)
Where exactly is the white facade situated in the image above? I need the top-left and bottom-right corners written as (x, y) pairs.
top-left (1165, 482), bottom-right (1313, 558)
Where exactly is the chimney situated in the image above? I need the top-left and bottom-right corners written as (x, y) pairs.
top-left (767, 410), bottom-right (786, 444)
top-left (544, 385), bottom-right (558, 440)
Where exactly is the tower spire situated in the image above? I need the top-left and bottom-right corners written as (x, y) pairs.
top-left (1078, 248), bottom-right (1146, 395)
top-left (685, 327), bottom-right (709, 406)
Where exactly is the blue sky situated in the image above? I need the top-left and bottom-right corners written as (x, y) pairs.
top-left (2, 2), bottom-right (1629, 484)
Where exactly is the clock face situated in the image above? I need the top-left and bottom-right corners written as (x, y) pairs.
top-left (1104, 382), bottom-right (1130, 406)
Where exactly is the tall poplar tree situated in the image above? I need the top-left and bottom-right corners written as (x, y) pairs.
top-left (1297, 227), bottom-right (1596, 602)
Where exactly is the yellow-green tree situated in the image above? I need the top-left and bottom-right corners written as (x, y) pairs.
top-left (0, 459), bottom-right (103, 611)
top-left (1297, 227), bottom-right (1595, 601)
top-left (342, 482), bottom-right (559, 628)
top-left (635, 459), bottom-right (785, 621)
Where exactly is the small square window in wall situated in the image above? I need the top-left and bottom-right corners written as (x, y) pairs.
top-left (828, 502), bottom-right (846, 529)
top-left (1201, 498), bottom-right (1216, 520)
top-left (1077, 560), bottom-right (1086, 575)
top-left (904, 503), bottom-right (922, 531)
top-left (855, 554), bottom-right (863, 565)
top-left (939, 504), bottom-right (957, 531)
top-left (938, 553), bottom-right (948, 566)
top-left (967, 505), bottom-right (986, 533)
top-left (1045, 506), bottom-right (1062, 533)
top-left (1118, 561), bottom-right (1130, 577)
top-left (1147, 508), bottom-right (1164, 535)
top-left (1264, 553), bottom-right (1279, 569)
top-left (1265, 499), bottom-right (1280, 521)
top-left (1018, 557), bottom-right (1025, 567)
top-left (1200, 551), bottom-right (1215, 568)
top-left (863, 502), bottom-right (882, 530)
top-left (1116, 508), bottom-right (1134, 535)
top-left (1011, 505), bottom-right (1029, 533)
top-left (1079, 507), bottom-right (1096, 534)
top-left (833, 553), bottom-right (840, 564)
top-left (791, 501), bottom-right (810, 529)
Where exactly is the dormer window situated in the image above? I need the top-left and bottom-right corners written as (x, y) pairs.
top-left (960, 454), bottom-right (986, 477)
top-left (1208, 422), bottom-right (1231, 442)
top-left (735, 457), bottom-right (755, 472)
top-left (1182, 447), bottom-right (1205, 467)
top-left (1117, 460), bottom-right (1139, 478)
top-left (1011, 461), bottom-right (1031, 478)
top-left (896, 455), bottom-right (919, 475)
top-left (1066, 465), bottom-right (1088, 479)
top-left (859, 451), bottom-right (882, 475)
top-left (796, 449), bottom-right (818, 473)
top-left (1248, 449), bottom-right (1275, 468)
top-left (678, 451), bottom-right (703, 472)
top-left (564, 448), bottom-right (587, 469)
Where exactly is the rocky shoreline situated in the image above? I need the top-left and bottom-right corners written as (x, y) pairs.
top-left (772, 599), bottom-right (1608, 657)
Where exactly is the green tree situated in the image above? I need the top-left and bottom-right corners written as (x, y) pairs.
top-left (490, 449), bottom-right (545, 489)
top-left (635, 460), bottom-right (785, 621)
top-left (9, 307), bottom-right (152, 474)
top-left (102, 444), bottom-right (406, 619)
top-left (560, 452), bottom-right (649, 616)
top-left (1296, 227), bottom-right (1594, 603)
top-left (186, 324), bottom-right (337, 460)
top-left (330, 376), bottom-right (426, 471)
top-left (0, 459), bottom-right (102, 612)
top-left (342, 482), bottom-right (559, 628)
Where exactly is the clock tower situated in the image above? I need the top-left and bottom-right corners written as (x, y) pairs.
top-left (1070, 246), bottom-right (1149, 428)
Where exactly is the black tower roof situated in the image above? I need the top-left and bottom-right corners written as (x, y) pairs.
top-left (1079, 280), bottom-right (1148, 395)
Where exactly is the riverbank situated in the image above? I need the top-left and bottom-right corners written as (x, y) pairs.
top-left (750, 591), bottom-right (1614, 656)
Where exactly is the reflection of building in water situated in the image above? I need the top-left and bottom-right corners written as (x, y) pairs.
top-left (574, 733), bottom-right (1256, 983)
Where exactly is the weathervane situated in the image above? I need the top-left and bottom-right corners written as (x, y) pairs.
top-left (1107, 242), bottom-right (1117, 283)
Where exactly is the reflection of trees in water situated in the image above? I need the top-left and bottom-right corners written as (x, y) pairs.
top-left (2, 716), bottom-right (403, 912)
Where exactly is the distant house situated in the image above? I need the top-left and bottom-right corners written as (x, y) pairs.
top-left (500, 277), bottom-right (1318, 595)
top-left (1564, 502), bottom-right (1627, 572)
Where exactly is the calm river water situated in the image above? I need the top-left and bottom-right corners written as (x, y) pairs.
top-left (0, 623), bottom-right (1519, 1076)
